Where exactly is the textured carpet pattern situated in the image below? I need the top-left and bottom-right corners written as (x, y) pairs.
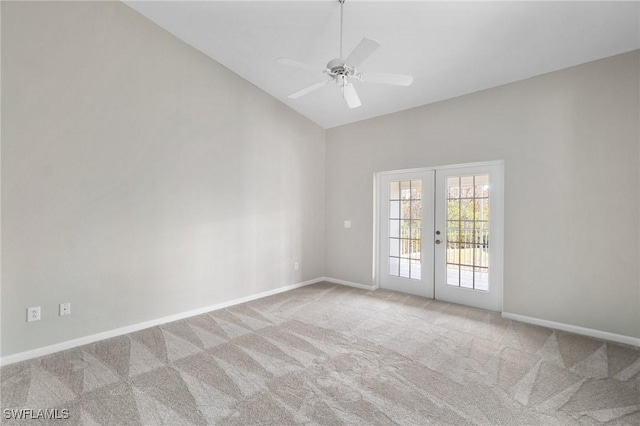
top-left (2, 282), bottom-right (639, 425)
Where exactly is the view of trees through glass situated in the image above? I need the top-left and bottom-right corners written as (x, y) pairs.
top-left (388, 174), bottom-right (491, 289)
top-left (446, 175), bottom-right (490, 290)
top-left (389, 180), bottom-right (422, 280)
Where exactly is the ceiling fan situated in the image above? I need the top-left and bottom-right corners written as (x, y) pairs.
top-left (277, 0), bottom-right (413, 109)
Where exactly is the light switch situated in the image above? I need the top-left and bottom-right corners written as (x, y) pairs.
top-left (344, 220), bottom-right (351, 228)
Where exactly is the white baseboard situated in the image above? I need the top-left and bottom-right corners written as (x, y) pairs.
top-left (0, 277), bottom-right (324, 366)
top-left (502, 312), bottom-right (640, 347)
top-left (14, 279), bottom-right (634, 366)
top-left (322, 276), bottom-right (377, 291)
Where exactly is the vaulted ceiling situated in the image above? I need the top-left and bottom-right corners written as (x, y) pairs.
top-left (125, 1), bottom-right (640, 129)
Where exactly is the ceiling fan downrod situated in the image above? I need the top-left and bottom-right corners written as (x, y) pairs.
top-left (339, 0), bottom-right (345, 59)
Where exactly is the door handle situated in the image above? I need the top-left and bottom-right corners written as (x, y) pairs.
top-left (435, 239), bottom-right (441, 244)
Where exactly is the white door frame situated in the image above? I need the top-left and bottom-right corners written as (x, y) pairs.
top-left (374, 160), bottom-right (504, 311)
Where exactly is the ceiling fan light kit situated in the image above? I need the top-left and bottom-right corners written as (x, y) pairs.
top-left (277, 0), bottom-right (413, 109)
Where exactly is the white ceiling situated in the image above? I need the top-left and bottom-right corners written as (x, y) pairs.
top-left (124, 1), bottom-right (640, 129)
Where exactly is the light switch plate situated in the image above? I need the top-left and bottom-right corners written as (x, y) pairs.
top-left (344, 220), bottom-right (351, 228)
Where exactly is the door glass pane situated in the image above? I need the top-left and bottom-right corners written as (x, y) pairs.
top-left (410, 180), bottom-right (422, 199)
top-left (410, 239), bottom-right (421, 260)
top-left (389, 201), bottom-right (400, 219)
top-left (390, 238), bottom-right (400, 257)
top-left (447, 264), bottom-right (460, 286)
top-left (390, 181), bottom-right (400, 200)
top-left (411, 199), bottom-right (422, 219)
top-left (474, 267), bottom-right (489, 291)
top-left (401, 238), bottom-right (411, 258)
top-left (447, 221), bottom-right (459, 243)
top-left (445, 174), bottom-right (490, 291)
top-left (447, 240), bottom-right (460, 285)
top-left (447, 200), bottom-right (460, 221)
top-left (461, 176), bottom-right (474, 197)
top-left (460, 266), bottom-right (474, 289)
top-left (400, 181), bottom-right (411, 199)
top-left (389, 179), bottom-right (422, 280)
top-left (399, 258), bottom-right (410, 278)
top-left (410, 221), bottom-right (421, 239)
top-left (401, 201), bottom-right (411, 219)
top-left (475, 175), bottom-right (489, 197)
top-left (460, 200), bottom-right (474, 220)
top-left (410, 259), bottom-right (421, 280)
top-left (389, 257), bottom-right (399, 276)
top-left (400, 220), bottom-right (410, 238)
top-left (475, 199), bottom-right (488, 221)
top-left (390, 219), bottom-right (400, 238)
top-left (447, 177), bottom-right (460, 198)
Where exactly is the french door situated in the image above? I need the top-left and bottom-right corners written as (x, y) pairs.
top-left (379, 171), bottom-right (435, 298)
top-left (378, 163), bottom-right (503, 311)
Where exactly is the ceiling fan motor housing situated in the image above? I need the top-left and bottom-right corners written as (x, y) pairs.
top-left (327, 58), bottom-right (356, 78)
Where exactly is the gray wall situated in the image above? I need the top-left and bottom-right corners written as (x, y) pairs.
top-left (325, 51), bottom-right (640, 339)
top-left (1, 1), bottom-right (325, 356)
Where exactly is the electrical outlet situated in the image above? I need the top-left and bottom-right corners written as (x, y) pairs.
top-left (27, 306), bottom-right (41, 322)
top-left (294, 262), bottom-right (299, 271)
top-left (59, 303), bottom-right (71, 317)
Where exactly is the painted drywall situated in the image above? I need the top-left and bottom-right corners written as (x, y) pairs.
top-left (1, 1), bottom-right (325, 357)
top-left (325, 51), bottom-right (640, 339)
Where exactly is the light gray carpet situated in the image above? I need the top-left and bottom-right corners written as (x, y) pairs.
top-left (2, 282), bottom-right (639, 425)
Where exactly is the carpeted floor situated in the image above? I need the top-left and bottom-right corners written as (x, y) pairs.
top-left (2, 282), bottom-right (639, 425)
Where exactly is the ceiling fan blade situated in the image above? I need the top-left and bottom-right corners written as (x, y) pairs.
top-left (277, 57), bottom-right (320, 73)
top-left (361, 72), bottom-right (414, 86)
top-left (342, 83), bottom-right (361, 109)
top-left (288, 79), bottom-right (331, 99)
top-left (345, 38), bottom-right (380, 68)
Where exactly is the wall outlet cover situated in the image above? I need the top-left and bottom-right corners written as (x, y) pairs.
top-left (27, 307), bottom-right (41, 322)
top-left (59, 303), bottom-right (71, 316)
